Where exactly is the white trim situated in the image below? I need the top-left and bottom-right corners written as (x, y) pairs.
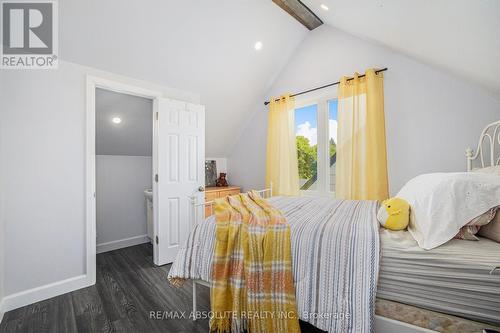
top-left (294, 85), bottom-right (338, 109)
top-left (86, 75), bottom-right (163, 286)
top-left (374, 315), bottom-right (437, 333)
top-left (299, 189), bottom-right (333, 197)
top-left (97, 235), bottom-right (150, 254)
top-left (2, 275), bottom-right (89, 313)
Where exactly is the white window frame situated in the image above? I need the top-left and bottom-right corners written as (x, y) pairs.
top-left (294, 87), bottom-right (338, 197)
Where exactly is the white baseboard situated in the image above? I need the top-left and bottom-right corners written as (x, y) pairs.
top-left (0, 235), bottom-right (149, 315)
top-left (375, 315), bottom-right (437, 333)
top-left (2, 274), bottom-right (91, 313)
top-left (97, 234), bottom-right (149, 254)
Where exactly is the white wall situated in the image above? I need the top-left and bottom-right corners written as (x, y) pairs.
top-left (0, 224), bottom-right (3, 323)
top-left (0, 60), bottom-right (199, 306)
top-left (0, 104), bottom-right (5, 320)
top-left (228, 25), bottom-right (500, 195)
top-left (0, 217), bottom-right (4, 321)
top-left (96, 155), bottom-right (152, 252)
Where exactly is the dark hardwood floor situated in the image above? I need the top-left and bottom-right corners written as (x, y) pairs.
top-left (0, 244), bottom-right (324, 333)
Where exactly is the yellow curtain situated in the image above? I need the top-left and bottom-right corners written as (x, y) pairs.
top-left (266, 95), bottom-right (300, 196)
top-left (336, 69), bottom-right (389, 201)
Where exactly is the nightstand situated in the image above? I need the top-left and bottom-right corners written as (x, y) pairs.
top-left (204, 186), bottom-right (241, 217)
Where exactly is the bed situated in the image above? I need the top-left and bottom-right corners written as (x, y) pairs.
top-left (171, 194), bottom-right (380, 332)
top-left (377, 230), bottom-right (500, 330)
top-left (169, 120), bottom-right (500, 333)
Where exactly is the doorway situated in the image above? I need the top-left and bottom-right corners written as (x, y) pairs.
top-left (85, 76), bottom-right (205, 286)
top-left (95, 88), bottom-right (154, 255)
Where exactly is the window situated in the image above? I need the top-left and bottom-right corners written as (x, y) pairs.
top-left (294, 94), bottom-right (338, 195)
top-left (295, 104), bottom-right (318, 191)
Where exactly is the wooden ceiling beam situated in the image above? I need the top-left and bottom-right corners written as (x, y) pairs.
top-left (272, 0), bottom-right (323, 30)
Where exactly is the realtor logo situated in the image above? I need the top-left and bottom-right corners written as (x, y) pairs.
top-left (1, 0), bottom-right (58, 69)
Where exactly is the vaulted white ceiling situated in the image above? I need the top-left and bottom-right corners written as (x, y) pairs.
top-left (303, 0), bottom-right (500, 96)
top-left (59, 0), bottom-right (307, 156)
top-left (60, 1), bottom-right (499, 156)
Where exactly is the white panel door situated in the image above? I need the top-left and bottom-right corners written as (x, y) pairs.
top-left (153, 98), bottom-right (205, 266)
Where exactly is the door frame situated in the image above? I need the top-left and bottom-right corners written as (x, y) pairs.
top-left (85, 75), bottom-right (162, 285)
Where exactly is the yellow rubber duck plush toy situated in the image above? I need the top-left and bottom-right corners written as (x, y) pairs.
top-left (377, 197), bottom-right (410, 231)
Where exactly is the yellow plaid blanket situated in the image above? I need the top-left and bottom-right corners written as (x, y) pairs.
top-left (210, 191), bottom-right (300, 333)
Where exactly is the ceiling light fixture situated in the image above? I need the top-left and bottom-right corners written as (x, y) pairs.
top-left (112, 117), bottom-right (122, 124)
top-left (254, 41), bottom-right (263, 50)
top-left (320, 4), bottom-right (329, 10)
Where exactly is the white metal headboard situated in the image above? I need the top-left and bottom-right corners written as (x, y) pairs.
top-left (466, 120), bottom-right (500, 171)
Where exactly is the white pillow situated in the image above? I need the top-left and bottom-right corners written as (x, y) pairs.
top-left (472, 165), bottom-right (500, 176)
top-left (396, 172), bottom-right (500, 250)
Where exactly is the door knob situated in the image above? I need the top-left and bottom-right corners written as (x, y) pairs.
top-left (198, 186), bottom-right (205, 192)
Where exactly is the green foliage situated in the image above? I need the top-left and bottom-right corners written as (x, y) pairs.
top-left (296, 137), bottom-right (337, 181)
top-left (329, 138), bottom-right (336, 158)
top-left (296, 136), bottom-right (317, 179)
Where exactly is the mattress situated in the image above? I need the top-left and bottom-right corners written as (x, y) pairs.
top-left (377, 229), bottom-right (500, 325)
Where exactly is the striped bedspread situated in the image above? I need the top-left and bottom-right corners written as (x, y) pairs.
top-left (168, 196), bottom-right (380, 333)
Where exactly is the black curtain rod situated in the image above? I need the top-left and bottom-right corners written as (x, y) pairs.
top-left (264, 67), bottom-right (388, 105)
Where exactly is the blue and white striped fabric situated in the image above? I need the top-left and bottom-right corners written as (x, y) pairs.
top-left (168, 196), bottom-right (380, 333)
